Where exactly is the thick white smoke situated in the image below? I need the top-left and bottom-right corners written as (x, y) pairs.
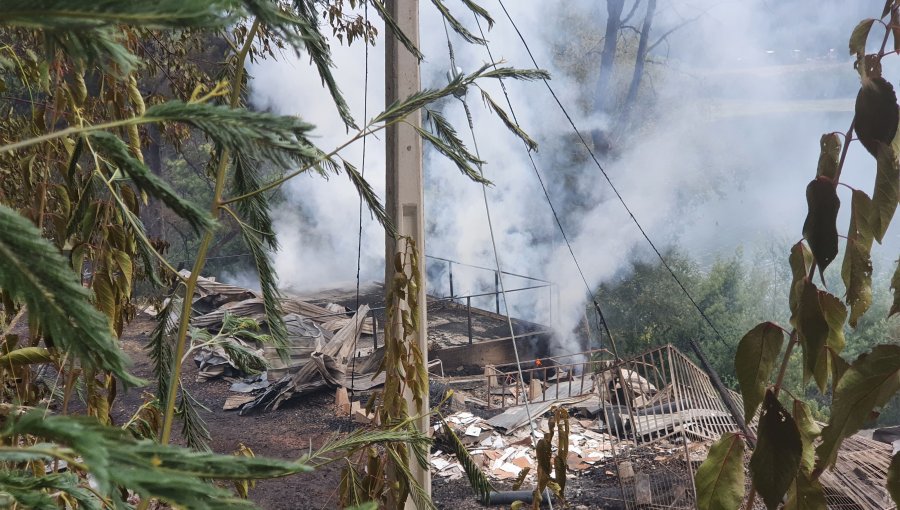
top-left (246, 0), bottom-right (895, 352)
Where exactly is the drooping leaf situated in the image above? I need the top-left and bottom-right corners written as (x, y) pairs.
top-left (816, 345), bottom-right (900, 471)
top-left (430, 0), bottom-right (486, 45)
top-left (2, 411), bottom-right (312, 510)
top-left (831, 349), bottom-right (851, 395)
top-left (789, 242), bottom-right (814, 325)
top-left (0, 204), bottom-right (138, 385)
top-left (784, 469), bottom-right (827, 510)
top-left (855, 77), bottom-right (899, 158)
top-left (797, 279), bottom-right (829, 386)
top-left (734, 322), bottom-right (784, 421)
top-left (0, 471), bottom-right (101, 510)
top-left (750, 391), bottom-right (802, 510)
top-left (0, 346), bottom-right (52, 368)
top-left (842, 190), bottom-right (875, 326)
top-left (889, 452), bottom-right (900, 507)
top-left (849, 19), bottom-right (876, 56)
top-left (793, 399), bottom-right (821, 474)
top-left (441, 420), bottom-right (494, 503)
top-left (871, 143), bottom-right (899, 243)
top-left (479, 88), bottom-right (538, 152)
top-left (816, 133), bottom-right (842, 180)
top-left (802, 177), bottom-right (840, 280)
top-left (91, 131), bottom-right (214, 233)
top-left (884, 0), bottom-right (896, 18)
top-left (695, 432), bottom-right (745, 510)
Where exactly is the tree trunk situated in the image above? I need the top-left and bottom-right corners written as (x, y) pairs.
top-left (621, 0), bottom-right (657, 126)
top-left (592, 0), bottom-right (626, 154)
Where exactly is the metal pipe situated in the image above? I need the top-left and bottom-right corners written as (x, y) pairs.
top-left (494, 271), bottom-right (500, 314)
top-left (448, 260), bottom-right (454, 299)
top-left (467, 296), bottom-right (473, 345)
top-left (483, 489), bottom-right (551, 506)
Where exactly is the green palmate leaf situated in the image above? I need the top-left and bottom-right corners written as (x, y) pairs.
top-left (750, 391), bottom-right (802, 510)
top-left (91, 131), bottom-right (214, 233)
top-left (0, 0), bottom-right (236, 29)
top-left (891, 258), bottom-right (900, 317)
top-left (855, 78), bottom-right (899, 158)
top-left (232, 153), bottom-right (277, 250)
top-left (177, 388), bottom-right (211, 451)
top-left (789, 242), bottom-right (814, 325)
top-left (430, 0), bottom-right (486, 44)
top-left (889, 452), bottom-right (900, 507)
top-left (144, 101), bottom-right (320, 171)
top-left (3, 411), bottom-right (312, 510)
top-left (149, 294), bottom-right (180, 404)
top-left (441, 420), bottom-right (494, 503)
top-left (414, 125), bottom-right (489, 184)
top-left (872, 143), bottom-right (900, 243)
top-left (849, 18), bottom-right (876, 56)
top-left (784, 469), bottom-right (827, 510)
top-left (425, 108), bottom-right (483, 166)
top-left (842, 190), bottom-right (875, 326)
top-left (0, 204), bottom-right (138, 385)
top-left (816, 345), bottom-right (900, 471)
top-left (0, 346), bottom-right (51, 368)
top-left (0, 471), bottom-right (101, 510)
top-left (281, 1), bottom-right (356, 128)
top-left (342, 160), bottom-right (393, 233)
top-left (479, 88), bottom-right (538, 152)
top-left (802, 176), bottom-right (839, 280)
top-left (816, 133), bottom-right (842, 180)
top-left (460, 0), bottom-right (494, 28)
top-left (368, 0), bottom-right (424, 60)
top-left (694, 432), bottom-right (745, 510)
top-left (793, 399), bottom-right (821, 474)
top-left (234, 208), bottom-right (287, 352)
top-left (734, 322), bottom-right (784, 421)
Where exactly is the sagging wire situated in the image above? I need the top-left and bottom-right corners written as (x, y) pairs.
top-left (468, 13), bottom-right (619, 359)
top-left (495, 0), bottom-right (729, 349)
top-left (348, 0), bottom-right (370, 425)
top-left (440, 17), bottom-right (553, 510)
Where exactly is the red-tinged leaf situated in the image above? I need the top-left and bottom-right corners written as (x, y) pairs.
top-left (892, 7), bottom-right (900, 53)
top-left (871, 143), bottom-right (899, 243)
top-left (855, 78), bottom-right (899, 158)
top-left (784, 469), bottom-right (827, 510)
top-left (802, 177), bottom-right (839, 280)
top-left (750, 391), bottom-right (802, 510)
top-left (817, 133), bottom-right (842, 180)
top-left (694, 432), bottom-right (745, 510)
top-left (815, 345), bottom-right (900, 471)
top-left (885, 0), bottom-right (896, 19)
top-left (735, 322), bottom-right (785, 421)
top-left (842, 190), bottom-right (875, 326)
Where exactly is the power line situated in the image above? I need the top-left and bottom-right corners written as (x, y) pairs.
top-left (442, 19), bottom-right (548, 489)
top-left (349, 0), bottom-right (371, 413)
top-left (495, 0), bottom-right (729, 347)
top-left (470, 15), bottom-right (617, 357)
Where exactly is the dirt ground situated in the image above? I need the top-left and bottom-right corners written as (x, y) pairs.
top-left (112, 314), bottom-right (629, 509)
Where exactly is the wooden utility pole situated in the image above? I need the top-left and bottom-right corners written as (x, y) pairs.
top-left (385, 0), bottom-right (431, 504)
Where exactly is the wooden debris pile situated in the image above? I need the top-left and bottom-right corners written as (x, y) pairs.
top-left (182, 273), bottom-right (383, 414)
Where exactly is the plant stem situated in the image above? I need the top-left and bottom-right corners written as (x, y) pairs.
top-left (0, 118), bottom-right (136, 154)
top-left (158, 17), bottom-right (260, 445)
top-left (743, 329), bottom-right (797, 509)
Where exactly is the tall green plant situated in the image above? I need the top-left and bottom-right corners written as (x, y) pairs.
top-left (695, 3), bottom-right (900, 509)
top-left (0, 1), bottom-right (545, 507)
